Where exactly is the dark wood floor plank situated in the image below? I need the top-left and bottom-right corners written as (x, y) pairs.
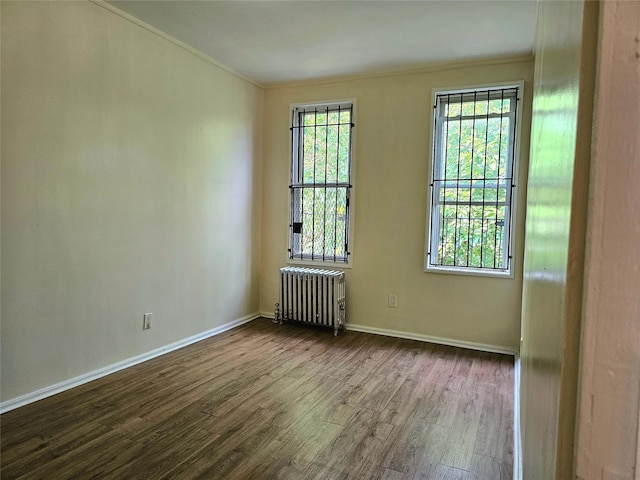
top-left (440, 386), bottom-right (483, 470)
top-left (160, 407), bottom-right (282, 479)
top-left (224, 438), bottom-right (288, 480)
top-left (372, 467), bottom-right (407, 480)
top-left (336, 419), bottom-right (395, 479)
top-left (308, 407), bottom-right (380, 474)
top-left (380, 402), bottom-right (450, 477)
top-left (0, 318), bottom-right (514, 479)
top-left (1, 422), bottom-right (114, 479)
top-left (16, 428), bottom-right (143, 480)
top-left (469, 453), bottom-right (512, 480)
top-left (430, 464), bottom-right (475, 480)
top-left (474, 387), bottom-right (514, 461)
top-left (108, 419), bottom-right (218, 480)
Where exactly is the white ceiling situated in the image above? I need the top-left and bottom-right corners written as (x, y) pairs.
top-left (108, 1), bottom-right (538, 85)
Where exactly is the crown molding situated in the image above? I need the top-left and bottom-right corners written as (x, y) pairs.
top-left (264, 53), bottom-right (535, 90)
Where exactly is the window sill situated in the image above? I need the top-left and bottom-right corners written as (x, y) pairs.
top-left (424, 264), bottom-right (513, 279)
top-left (287, 258), bottom-right (352, 270)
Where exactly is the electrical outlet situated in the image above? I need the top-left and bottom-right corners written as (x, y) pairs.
top-left (388, 294), bottom-right (397, 308)
top-left (143, 313), bottom-right (152, 330)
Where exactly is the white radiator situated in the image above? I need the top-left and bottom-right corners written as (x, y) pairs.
top-left (275, 267), bottom-right (346, 336)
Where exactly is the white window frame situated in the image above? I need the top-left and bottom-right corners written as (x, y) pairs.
top-left (287, 100), bottom-right (355, 268)
top-left (425, 82), bottom-right (524, 278)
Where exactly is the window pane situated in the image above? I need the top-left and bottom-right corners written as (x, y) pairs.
top-left (291, 103), bottom-right (352, 262)
top-left (300, 110), bottom-right (351, 185)
top-left (315, 123), bottom-right (327, 183)
top-left (435, 180), bottom-right (510, 205)
top-left (315, 112), bottom-right (327, 125)
top-left (302, 125), bottom-right (315, 182)
top-left (338, 122), bottom-right (351, 184)
top-left (291, 186), bottom-right (348, 260)
top-left (429, 87), bottom-right (517, 273)
top-left (303, 113), bottom-right (315, 126)
top-left (444, 95), bottom-right (512, 117)
top-left (436, 205), bottom-right (507, 268)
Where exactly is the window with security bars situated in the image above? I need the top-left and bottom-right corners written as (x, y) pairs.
top-left (289, 102), bottom-right (353, 263)
top-left (427, 86), bottom-right (520, 275)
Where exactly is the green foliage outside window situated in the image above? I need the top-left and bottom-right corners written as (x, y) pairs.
top-left (431, 89), bottom-right (517, 271)
top-left (291, 106), bottom-right (352, 261)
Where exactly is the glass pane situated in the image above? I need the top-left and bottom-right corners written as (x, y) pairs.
top-left (442, 93), bottom-right (512, 117)
top-left (315, 112), bottom-right (327, 125)
top-left (440, 117), bottom-right (512, 181)
top-left (303, 113), bottom-right (315, 126)
top-left (314, 124), bottom-right (327, 183)
top-left (436, 204), bottom-right (507, 268)
top-left (300, 109), bottom-right (351, 185)
top-left (337, 123), bottom-right (351, 183)
top-left (443, 96), bottom-right (512, 117)
top-left (446, 102), bottom-right (460, 117)
top-left (485, 117), bottom-right (511, 179)
top-left (443, 122), bottom-right (460, 179)
top-left (471, 120), bottom-right (488, 180)
top-left (302, 125), bottom-right (315, 182)
top-left (488, 98), bottom-right (511, 115)
top-left (291, 186), bottom-right (348, 259)
top-left (500, 120), bottom-right (511, 176)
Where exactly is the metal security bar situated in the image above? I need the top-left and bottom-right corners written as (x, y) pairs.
top-left (428, 87), bottom-right (519, 272)
top-left (289, 103), bottom-right (353, 263)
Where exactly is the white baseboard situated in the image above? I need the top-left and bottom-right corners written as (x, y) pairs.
top-left (514, 355), bottom-right (523, 480)
top-left (0, 312), bottom-right (260, 414)
top-left (261, 310), bottom-right (517, 355)
top-left (346, 323), bottom-right (518, 355)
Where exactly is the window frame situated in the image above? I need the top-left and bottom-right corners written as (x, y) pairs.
top-left (287, 100), bottom-right (356, 268)
top-left (425, 82), bottom-right (524, 278)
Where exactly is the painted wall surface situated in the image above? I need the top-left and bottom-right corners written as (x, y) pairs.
top-left (260, 60), bottom-right (533, 351)
top-left (519, 1), bottom-right (597, 478)
top-left (576, 2), bottom-right (640, 479)
top-left (1, 2), bottom-right (263, 402)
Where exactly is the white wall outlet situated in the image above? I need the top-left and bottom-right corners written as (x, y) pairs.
top-left (143, 313), bottom-right (152, 330)
top-left (388, 294), bottom-right (397, 308)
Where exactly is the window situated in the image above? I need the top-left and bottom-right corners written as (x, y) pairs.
top-left (289, 102), bottom-right (354, 264)
top-left (426, 86), bottom-right (520, 276)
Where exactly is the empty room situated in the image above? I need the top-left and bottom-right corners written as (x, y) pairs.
top-left (1, 1), bottom-right (638, 479)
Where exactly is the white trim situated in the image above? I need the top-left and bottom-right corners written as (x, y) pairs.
top-left (424, 264), bottom-right (514, 279)
top-left (424, 81), bottom-right (525, 279)
top-left (514, 355), bottom-right (523, 480)
top-left (260, 311), bottom-right (517, 355)
top-left (263, 54), bottom-right (534, 89)
top-left (90, 1), bottom-right (262, 88)
top-left (346, 323), bottom-right (517, 355)
top-left (287, 99), bottom-right (356, 268)
top-left (0, 313), bottom-right (260, 414)
top-left (286, 258), bottom-right (353, 270)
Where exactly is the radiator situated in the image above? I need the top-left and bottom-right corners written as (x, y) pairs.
top-left (274, 267), bottom-right (346, 336)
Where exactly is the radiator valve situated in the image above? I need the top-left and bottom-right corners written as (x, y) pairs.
top-left (273, 303), bottom-right (281, 324)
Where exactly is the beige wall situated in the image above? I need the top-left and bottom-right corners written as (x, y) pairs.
top-left (1, 1), bottom-right (263, 403)
top-left (576, 2), bottom-right (640, 478)
top-left (261, 60), bottom-right (533, 351)
top-left (519, 1), bottom-right (597, 478)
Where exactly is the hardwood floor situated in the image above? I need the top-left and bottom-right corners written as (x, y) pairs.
top-left (1, 319), bottom-right (514, 479)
